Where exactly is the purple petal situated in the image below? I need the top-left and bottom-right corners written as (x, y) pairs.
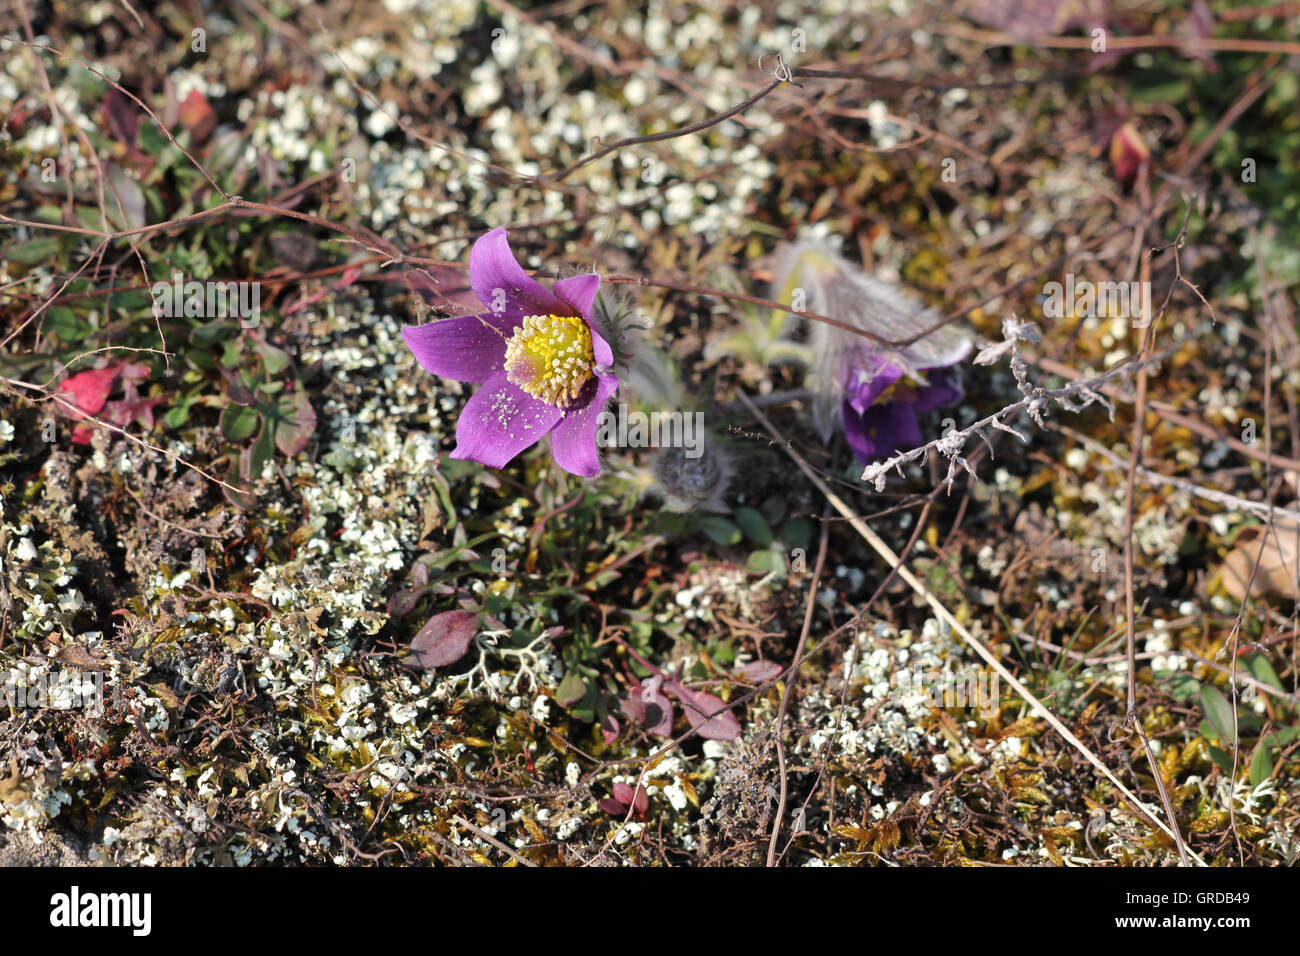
top-left (402, 311), bottom-right (514, 384)
top-left (553, 273), bottom-right (600, 318)
top-left (469, 228), bottom-right (569, 320)
top-left (844, 352), bottom-right (906, 413)
top-left (451, 371), bottom-right (563, 468)
top-left (589, 324), bottom-right (614, 368)
top-left (549, 372), bottom-right (618, 477)
top-left (912, 367), bottom-right (964, 413)
top-left (842, 398), bottom-right (922, 465)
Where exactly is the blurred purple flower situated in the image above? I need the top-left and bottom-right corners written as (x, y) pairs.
top-left (769, 240), bottom-right (971, 467)
top-left (839, 350), bottom-right (964, 465)
top-left (402, 228), bottom-right (617, 477)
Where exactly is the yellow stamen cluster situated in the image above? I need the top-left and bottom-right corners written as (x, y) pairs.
top-left (503, 313), bottom-right (595, 406)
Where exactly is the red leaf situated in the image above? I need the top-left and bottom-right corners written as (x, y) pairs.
top-left (1108, 122), bottom-right (1150, 190)
top-left (103, 364), bottom-right (162, 431)
top-left (60, 366), bottom-right (122, 443)
top-left (598, 797), bottom-right (627, 815)
top-left (646, 698), bottom-right (674, 738)
top-left (104, 389), bottom-right (164, 431)
top-left (59, 366), bottom-right (119, 418)
top-left (734, 660), bottom-right (784, 683)
top-left (613, 782), bottom-right (649, 816)
top-left (274, 385), bottom-right (317, 457)
top-left (179, 90), bottom-right (216, 142)
top-left (387, 588), bottom-right (421, 618)
top-left (100, 88), bottom-right (139, 146)
top-left (665, 681), bottom-right (741, 741)
top-left (621, 675), bottom-right (674, 738)
top-left (600, 713), bottom-right (621, 745)
top-left (408, 610), bottom-right (479, 669)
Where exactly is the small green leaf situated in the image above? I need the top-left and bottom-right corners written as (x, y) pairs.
top-left (759, 495), bottom-right (786, 526)
top-left (255, 340), bottom-right (291, 377)
top-left (1130, 79), bottom-right (1188, 105)
top-left (46, 306), bottom-right (91, 343)
top-left (1207, 744), bottom-right (1234, 775)
top-left (220, 404), bottom-right (260, 442)
top-left (1244, 654), bottom-right (1285, 692)
top-left (745, 549), bottom-right (786, 575)
top-left (697, 516), bottom-right (742, 547)
top-left (1200, 685), bottom-right (1234, 742)
top-left (782, 517), bottom-right (813, 551)
top-left (1249, 744), bottom-right (1273, 787)
top-left (75, 206), bottom-right (106, 231)
top-left (105, 164), bottom-right (146, 231)
top-left (242, 421), bottom-right (275, 482)
top-left (556, 672), bottom-right (587, 708)
top-left (190, 319), bottom-right (232, 348)
top-left (164, 395), bottom-right (199, 429)
top-left (138, 121), bottom-right (169, 157)
top-left (1164, 672), bottom-right (1202, 701)
top-left (3, 238), bottom-right (59, 266)
top-left (569, 681), bottom-right (601, 724)
top-left (107, 288), bottom-right (153, 314)
top-left (734, 507), bottom-right (773, 547)
top-left (220, 339), bottom-right (243, 369)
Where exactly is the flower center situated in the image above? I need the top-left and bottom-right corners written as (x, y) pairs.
top-left (503, 313), bottom-right (595, 406)
top-left (875, 374), bottom-right (922, 404)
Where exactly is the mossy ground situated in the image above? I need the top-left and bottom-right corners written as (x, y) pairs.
top-left (1, 1), bottom-right (1298, 866)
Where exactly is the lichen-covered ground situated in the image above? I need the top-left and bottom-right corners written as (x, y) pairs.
top-left (1, 1), bottom-right (1299, 866)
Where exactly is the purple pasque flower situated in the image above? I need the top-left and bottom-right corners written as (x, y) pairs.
top-left (769, 239), bottom-right (971, 467)
top-left (401, 228), bottom-right (617, 477)
top-left (838, 349), bottom-right (965, 465)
